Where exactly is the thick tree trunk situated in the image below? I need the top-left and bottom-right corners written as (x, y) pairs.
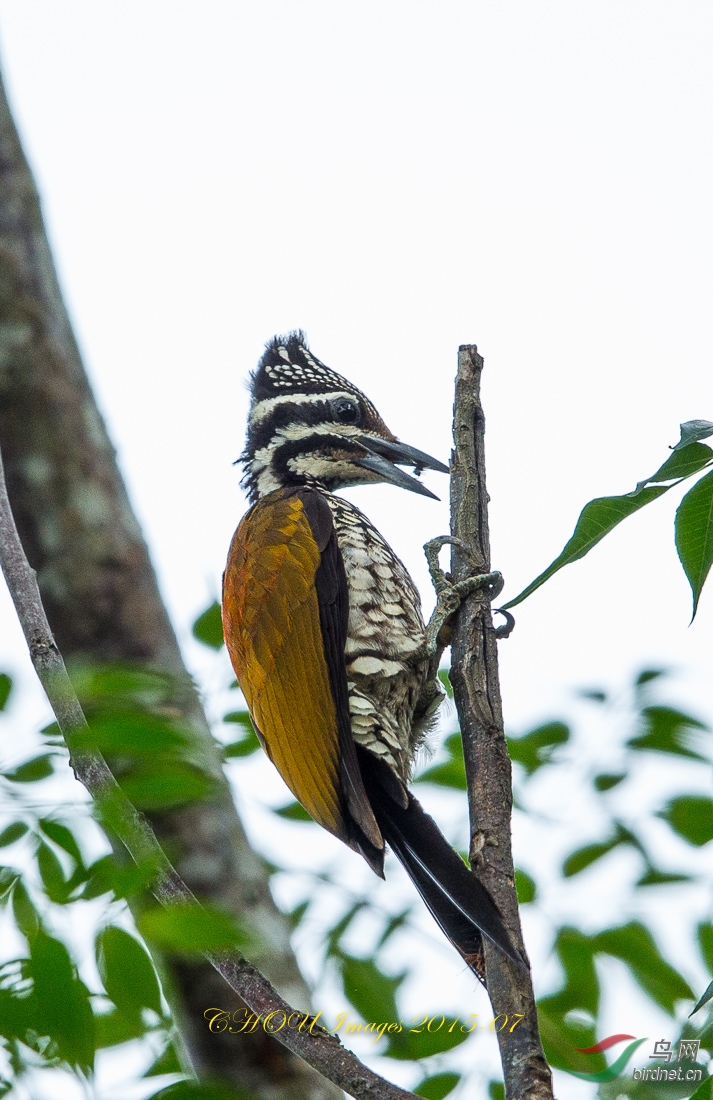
top-left (0, 65), bottom-right (338, 1100)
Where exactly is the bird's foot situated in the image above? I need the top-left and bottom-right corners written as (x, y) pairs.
top-left (421, 537), bottom-right (507, 657)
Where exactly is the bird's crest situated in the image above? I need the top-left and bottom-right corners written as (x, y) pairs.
top-left (249, 331), bottom-right (375, 410)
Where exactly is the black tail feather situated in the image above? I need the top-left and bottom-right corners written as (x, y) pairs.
top-left (357, 748), bottom-right (526, 979)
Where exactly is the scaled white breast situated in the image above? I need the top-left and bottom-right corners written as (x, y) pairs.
top-left (324, 493), bottom-right (430, 780)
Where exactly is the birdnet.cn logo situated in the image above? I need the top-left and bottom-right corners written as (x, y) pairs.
top-left (564, 1034), bottom-right (704, 1084)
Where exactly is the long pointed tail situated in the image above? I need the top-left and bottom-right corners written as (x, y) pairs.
top-left (357, 748), bottom-right (526, 981)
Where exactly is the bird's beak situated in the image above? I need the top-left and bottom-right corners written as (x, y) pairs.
top-left (354, 435), bottom-right (449, 499)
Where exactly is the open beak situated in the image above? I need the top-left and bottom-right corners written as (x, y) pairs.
top-left (355, 435), bottom-right (449, 499)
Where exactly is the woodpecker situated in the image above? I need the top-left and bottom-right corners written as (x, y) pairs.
top-left (222, 332), bottom-right (522, 982)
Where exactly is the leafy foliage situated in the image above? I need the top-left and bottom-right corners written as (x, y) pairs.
top-left (675, 469), bottom-right (713, 620)
top-left (658, 797), bottom-right (713, 847)
top-left (413, 666), bottom-right (712, 1093)
top-left (0, 665), bottom-right (246, 1100)
top-left (1, 602), bottom-right (711, 1100)
top-left (506, 722), bottom-right (569, 776)
top-left (96, 926), bottom-right (163, 1017)
top-left (504, 422), bottom-right (713, 618)
top-left (0, 674), bottom-right (11, 712)
top-left (138, 904), bottom-right (256, 956)
top-left (191, 601), bottom-right (225, 650)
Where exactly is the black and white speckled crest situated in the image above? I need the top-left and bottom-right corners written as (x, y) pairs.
top-left (249, 331), bottom-right (377, 411)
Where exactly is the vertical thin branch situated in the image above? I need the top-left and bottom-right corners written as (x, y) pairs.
top-left (449, 345), bottom-right (553, 1100)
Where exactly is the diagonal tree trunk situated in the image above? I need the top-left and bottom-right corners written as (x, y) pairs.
top-left (0, 63), bottom-right (339, 1100)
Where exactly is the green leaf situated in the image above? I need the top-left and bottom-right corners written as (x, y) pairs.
top-left (388, 1014), bottom-right (470, 1061)
top-left (690, 980), bottom-right (713, 1017)
top-left (593, 922), bottom-right (693, 1012)
top-left (39, 720), bottom-right (63, 745)
top-left (503, 485), bottom-right (669, 609)
top-left (119, 764), bottom-right (211, 810)
top-left (286, 899), bottom-right (310, 930)
top-left (416, 757), bottom-right (467, 790)
top-left (39, 820), bottom-right (83, 867)
top-left (325, 901), bottom-right (367, 958)
top-left (415, 1072), bottom-right (461, 1099)
top-left (76, 711), bottom-right (191, 755)
top-left (698, 923), bottom-right (713, 975)
top-left (0, 866), bottom-right (19, 901)
top-left (593, 773), bottom-right (626, 791)
top-left (658, 796), bottom-right (713, 846)
top-left (673, 420), bottom-right (713, 451)
top-left (676, 468), bottom-right (713, 620)
top-left (635, 667), bottom-right (668, 688)
top-left (149, 1083), bottom-right (251, 1100)
top-left (578, 689), bottom-right (608, 703)
top-left (443, 732), bottom-right (463, 755)
top-left (0, 972), bottom-right (38, 1044)
top-left (437, 668), bottom-right (454, 698)
top-left (30, 930), bottom-right (95, 1070)
top-left (636, 868), bottom-right (692, 887)
top-left (4, 755), bottom-right (55, 783)
top-left (535, 999), bottom-right (600, 1074)
top-left (507, 722), bottom-right (569, 776)
top-left (222, 710), bottom-right (254, 729)
top-left (223, 736), bottom-right (260, 759)
top-left (73, 665), bottom-right (175, 711)
top-left (376, 908), bottom-right (411, 949)
top-left (192, 602), bottom-right (224, 650)
top-left (627, 705), bottom-right (709, 761)
top-left (416, 731), bottom-right (466, 788)
top-left (82, 852), bottom-right (160, 901)
top-left (273, 801), bottom-right (314, 822)
top-left (488, 1085), bottom-right (505, 1100)
top-left (96, 926), bottom-right (163, 1016)
top-left (94, 1007), bottom-right (147, 1048)
top-left (12, 880), bottom-right (39, 939)
top-left (223, 720), bottom-right (261, 758)
top-left (137, 903), bottom-right (254, 956)
top-left (542, 927), bottom-right (600, 1017)
top-left (144, 1040), bottom-right (183, 1077)
top-left (340, 954), bottom-right (402, 1028)
top-left (562, 834), bottom-right (627, 878)
top-left (0, 823), bottom-right (28, 848)
top-left (632, 441), bottom-right (713, 493)
top-left (688, 1077), bottom-right (713, 1100)
top-left (0, 674), bottom-right (11, 711)
top-left (36, 841), bottom-right (70, 904)
top-left (515, 869), bottom-right (537, 903)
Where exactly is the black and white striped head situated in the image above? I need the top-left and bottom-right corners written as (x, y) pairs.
top-left (241, 332), bottom-right (448, 502)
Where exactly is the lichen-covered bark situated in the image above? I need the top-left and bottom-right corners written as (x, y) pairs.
top-left (449, 345), bottom-right (553, 1100)
top-left (0, 66), bottom-right (339, 1100)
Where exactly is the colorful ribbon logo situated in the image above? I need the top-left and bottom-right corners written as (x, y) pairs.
top-left (566, 1034), bottom-right (648, 1082)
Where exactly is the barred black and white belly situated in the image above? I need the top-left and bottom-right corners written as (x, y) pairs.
top-left (324, 492), bottom-right (442, 780)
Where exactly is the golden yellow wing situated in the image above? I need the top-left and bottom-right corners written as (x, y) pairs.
top-left (222, 487), bottom-right (379, 849)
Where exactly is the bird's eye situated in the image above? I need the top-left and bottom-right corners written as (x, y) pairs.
top-left (331, 397), bottom-right (361, 424)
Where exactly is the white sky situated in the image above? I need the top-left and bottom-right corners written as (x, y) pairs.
top-left (0, 3), bottom-right (711, 1097)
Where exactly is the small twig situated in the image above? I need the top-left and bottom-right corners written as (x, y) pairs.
top-left (0, 443), bottom-right (417, 1100)
top-left (448, 346), bottom-right (553, 1100)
